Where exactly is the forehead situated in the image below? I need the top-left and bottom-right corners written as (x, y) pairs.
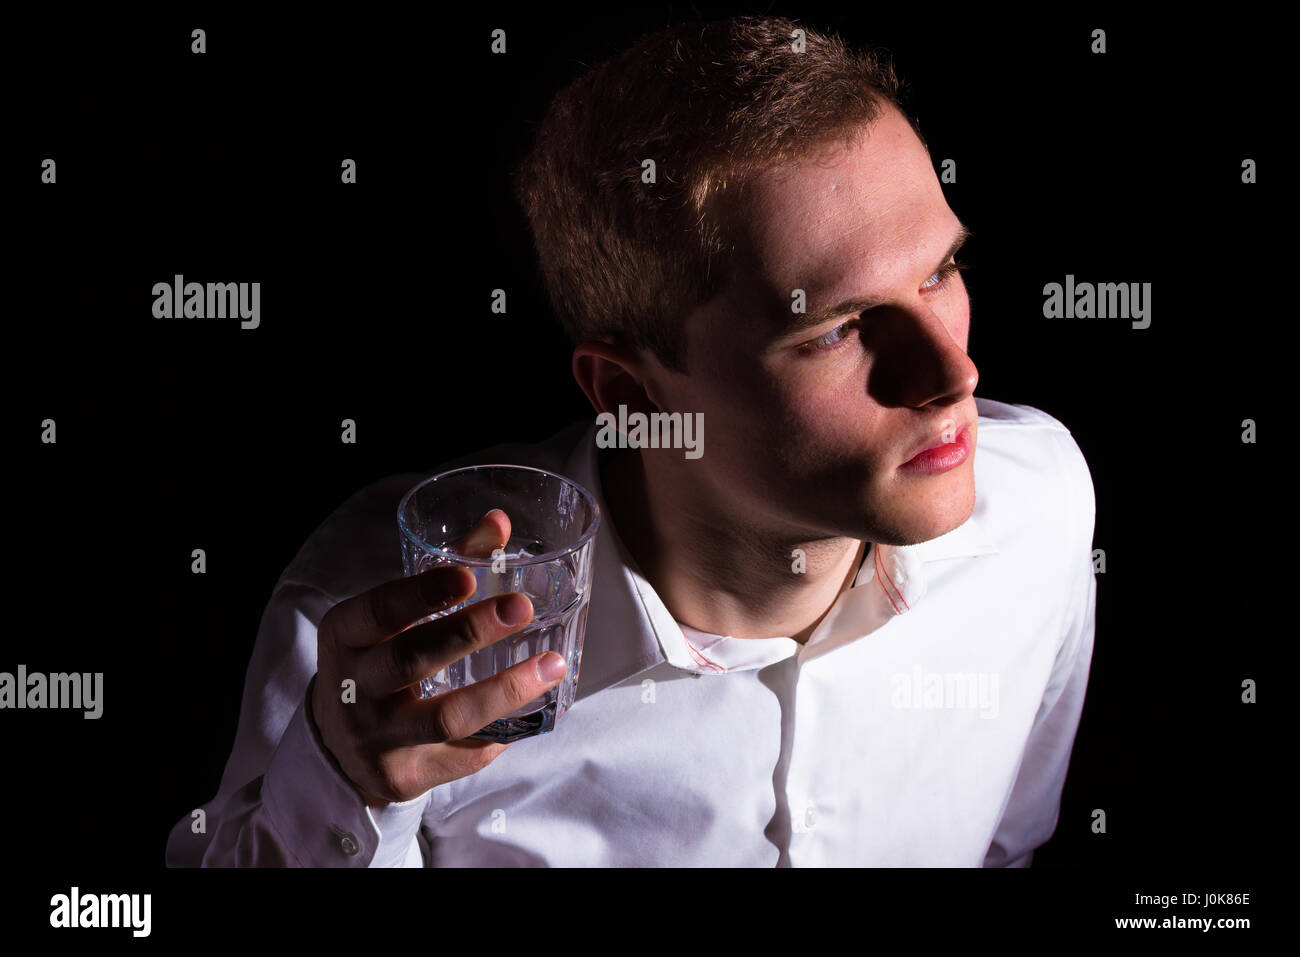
top-left (729, 106), bottom-right (951, 300)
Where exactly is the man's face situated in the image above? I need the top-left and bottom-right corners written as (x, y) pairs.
top-left (654, 105), bottom-right (979, 546)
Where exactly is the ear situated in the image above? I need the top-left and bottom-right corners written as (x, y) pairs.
top-left (572, 341), bottom-right (661, 420)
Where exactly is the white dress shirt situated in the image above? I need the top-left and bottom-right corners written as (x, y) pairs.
top-left (165, 396), bottom-right (1096, 867)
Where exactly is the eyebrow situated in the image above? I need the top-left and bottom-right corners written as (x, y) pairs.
top-left (783, 222), bottom-right (972, 335)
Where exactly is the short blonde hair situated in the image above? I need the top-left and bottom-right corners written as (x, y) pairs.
top-left (513, 15), bottom-right (920, 372)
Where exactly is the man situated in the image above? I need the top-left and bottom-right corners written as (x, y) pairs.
top-left (166, 15), bottom-right (1095, 867)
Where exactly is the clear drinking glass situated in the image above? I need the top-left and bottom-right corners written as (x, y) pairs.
top-left (396, 464), bottom-right (600, 742)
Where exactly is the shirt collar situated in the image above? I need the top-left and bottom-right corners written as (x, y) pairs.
top-left (562, 421), bottom-right (1000, 695)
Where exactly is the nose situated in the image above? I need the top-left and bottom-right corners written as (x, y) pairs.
top-left (867, 302), bottom-right (979, 409)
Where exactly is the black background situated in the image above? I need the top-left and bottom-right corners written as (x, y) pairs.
top-left (8, 4), bottom-right (1276, 937)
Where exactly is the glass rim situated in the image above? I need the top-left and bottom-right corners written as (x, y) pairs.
top-left (397, 463), bottom-right (601, 567)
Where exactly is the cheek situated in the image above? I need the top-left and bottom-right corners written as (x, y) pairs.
top-left (761, 371), bottom-right (885, 476)
top-left (783, 383), bottom-right (860, 439)
top-left (774, 352), bottom-right (876, 438)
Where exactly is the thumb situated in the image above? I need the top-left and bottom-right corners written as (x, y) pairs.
top-left (447, 508), bottom-right (512, 559)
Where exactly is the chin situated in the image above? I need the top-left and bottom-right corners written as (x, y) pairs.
top-left (865, 467), bottom-right (977, 546)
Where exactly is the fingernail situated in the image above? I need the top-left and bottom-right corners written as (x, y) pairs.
top-left (496, 593), bottom-right (532, 626)
top-left (537, 652), bottom-right (566, 683)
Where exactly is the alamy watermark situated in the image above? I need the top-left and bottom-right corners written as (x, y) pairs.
top-left (0, 665), bottom-right (103, 718)
top-left (152, 274), bottom-right (260, 329)
top-left (596, 404), bottom-right (703, 459)
top-left (50, 887), bottom-right (150, 937)
top-left (890, 664), bottom-right (999, 718)
top-left (1042, 275), bottom-right (1151, 329)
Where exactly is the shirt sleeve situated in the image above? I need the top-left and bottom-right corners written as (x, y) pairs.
top-left (164, 582), bottom-right (431, 867)
top-left (983, 430), bottom-right (1097, 868)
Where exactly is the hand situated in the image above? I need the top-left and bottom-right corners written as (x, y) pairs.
top-left (310, 509), bottom-right (565, 807)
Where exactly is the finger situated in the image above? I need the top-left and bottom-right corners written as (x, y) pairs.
top-left (410, 651), bottom-right (567, 745)
top-left (445, 508), bottom-right (512, 559)
top-left (363, 590), bottom-right (535, 694)
top-left (324, 564), bottom-right (477, 651)
top-left (369, 738), bottom-right (512, 800)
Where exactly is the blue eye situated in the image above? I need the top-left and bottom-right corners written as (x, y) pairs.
top-left (802, 259), bottom-right (968, 355)
top-left (812, 321), bottom-right (853, 349)
top-left (922, 259), bottom-right (968, 291)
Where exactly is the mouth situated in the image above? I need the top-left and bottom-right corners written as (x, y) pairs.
top-left (899, 422), bottom-right (972, 475)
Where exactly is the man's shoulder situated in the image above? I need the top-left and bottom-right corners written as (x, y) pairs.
top-left (976, 397), bottom-right (1090, 481)
top-left (276, 419), bottom-right (592, 602)
top-left (976, 395), bottom-right (1070, 432)
top-left (973, 396), bottom-right (1095, 553)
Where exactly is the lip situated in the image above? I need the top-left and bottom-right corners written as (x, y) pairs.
top-left (899, 423), bottom-right (972, 474)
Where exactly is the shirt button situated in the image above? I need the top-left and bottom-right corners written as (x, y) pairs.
top-left (803, 804), bottom-right (818, 829)
top-left (333, 828), bottom-right (360, 856)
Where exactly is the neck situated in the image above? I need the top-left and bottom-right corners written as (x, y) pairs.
top-left (599, 446), bottom-right (866, 645)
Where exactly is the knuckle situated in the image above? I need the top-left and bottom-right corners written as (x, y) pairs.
top-left (381, 638), bottom-right (412, 690)
top-left (428, 699), bottom-right (458, 744)
top-left (376, 757), bottom-right (419, 803)
top-left (453, 607), bottom-right (491, 653)
top-left (500, 667), bottom-right (535, 706)
top-left (363, 587), bottom-right (400, 635)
